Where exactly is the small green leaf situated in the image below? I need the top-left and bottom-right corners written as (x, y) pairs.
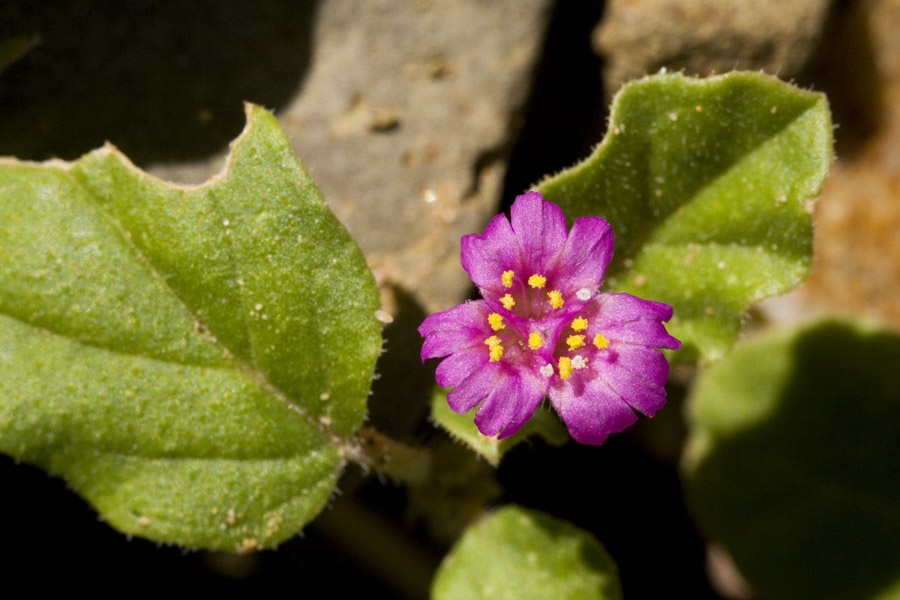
top-left (430, 388), bottom-right (568, 466)
top-left (0, 104), bottom-right (382, 550)
top-left (538, 72), bottom-right (833, 363)
top-left (683, 320), bottom-right (900, 600)
top-left (432, 505), bottom-right (622, 600)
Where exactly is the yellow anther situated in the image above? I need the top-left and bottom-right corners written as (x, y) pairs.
top-left (500, 294), bottom-right (516, 310)
top-left (502, 270), bottom-right (515, 288)
top-left (547, 290), bottom-right (564, 309)
top-left (558, 356), bottom-right (574, 381)
top-left (594, 334), bottom-right (610, 350)
top-left (571, 317), bottom-right (588, 332)
top-left (528, 332), bottom-right (544, 350)
top-left (488, 313), bottom-right (505, 331)
top-left (484, 336), bottom-right (503, 362)
top-left (528, 274), bottom-right (547, 288)
top-left (567, 335), bottom-right (586, 350)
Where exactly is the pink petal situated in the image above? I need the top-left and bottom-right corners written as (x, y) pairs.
top-left (548, 379), bottom-right (638, 445)
top-left (590, 293), bottom-right (681, 350)
top-left (509, 191), bottom-right (568, 273)
top-left (419, 300), bottom-right (491, 361)
top-left (596, 320), bottom-right (680, 349)
top-left (460, 213), bottom-right (521, 297)
top-left (612, 344), bottom-right (672, 389)
top-left (553, 216), bottom-right (614, 294)
top-left (473, 366), bottom-right (546, 438)
top-left (435, 346), bottom-right (488, 388)
top-left (447, 362), bottom-right (505, 414)
top-left (595, 292), bottom-right (674, 323)
top-left (593, 346), bottom-right (669, 416)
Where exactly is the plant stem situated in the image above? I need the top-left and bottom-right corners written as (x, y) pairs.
top-left (341, 426), bottom-right (433, 485)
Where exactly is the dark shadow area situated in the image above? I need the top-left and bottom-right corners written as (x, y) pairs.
top-left (313, 464), bottom-right (445, 600)
top-left (687, 321), bottom-right (900, 600)
top-left (0, 1), bottom-right (318, 164)
top-left (500, 0), bottom-right (608, 209)
top-left (500, 430), bottom-right (723, 599)
top-left (367, 287), bottom-right (436, 442)
top-left (0, 455), bottom-right (400, 596)
top-left (800, 0), bottom-right (883, 158)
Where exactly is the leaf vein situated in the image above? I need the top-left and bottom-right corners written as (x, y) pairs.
top-left (67, 165), bottom-right (331, 438)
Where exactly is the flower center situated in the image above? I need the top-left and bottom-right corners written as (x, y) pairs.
top-left (485, 274), bottom-right (606, 378)
top-left (554, 317), bottom-right (605, 380)
top-left (481, 313), bottom-right (548, 367)
top-left (495, 269), bottom-right (566, 318)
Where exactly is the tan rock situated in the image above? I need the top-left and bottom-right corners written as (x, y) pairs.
top-left (800, 0), bottom-right (900, 330)
top-left (595, 0), bottom-right (832, 92)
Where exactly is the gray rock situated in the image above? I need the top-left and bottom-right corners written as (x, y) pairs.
top-left (152, 0), bottom-right (554, 315)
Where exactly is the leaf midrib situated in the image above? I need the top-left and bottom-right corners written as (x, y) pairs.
top-left (599, 91), bottom-right (823, 278)
top-left (58, 163), bottom-right (334, 441)
top-left (74, 441), bottom-right (334, 464)
top-left (0, 310), bottom-right (336, 462)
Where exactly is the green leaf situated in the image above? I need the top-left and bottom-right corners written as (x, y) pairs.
top-left (0, 104), bottom-right (382, 550)
top-left (432, 505), bottom-right (622, 600)
top-left (430, 387), bottom-right (568, 466)
top-left (683, 320), bottom-right (900, 600)
top-left (538, 72), bottom-right (833, 363)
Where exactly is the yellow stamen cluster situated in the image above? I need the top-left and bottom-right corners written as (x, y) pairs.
top-left (558, 356), bottom-right (574, 380)
top-left (594, 334), bottom-right (610, 350)
top-left (500, 294), bottom-right (516, 310)
top-left (488, 313), bottom-right (505, 331)
top-left (567, 335), bottom-right (586, 350)
top-left (528, 332), bottom-right (544, 350)
top-left (502, 270), bottom-right (514, 288)
top-left (528, 274), bottom-right (547, 288)
top-left (547, 290), bottom-right (564, 309)
top-left (571, 317), bottom-right (588, 332)
top-left (484, 336), bottom-right (504, 362)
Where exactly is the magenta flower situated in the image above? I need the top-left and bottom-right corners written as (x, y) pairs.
top-left (419, 191), bottom-right (681, 445)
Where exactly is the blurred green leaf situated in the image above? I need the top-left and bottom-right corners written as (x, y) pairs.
top-left (432, 505), bottom-right (622, 600)
top-left (0, 104), bottom-right (382, 550)
top-left (538, 72), bottom-right (832, 363)
top-left (430, 387), bottom-right (568, 466)
top-left (683, 320), bottom-right (900, 599)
